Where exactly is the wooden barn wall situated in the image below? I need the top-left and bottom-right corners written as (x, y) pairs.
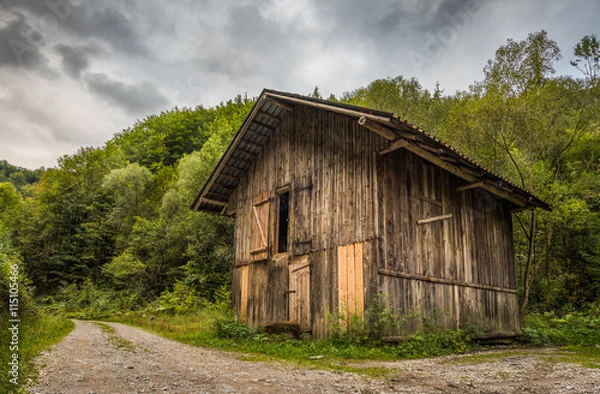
top-left (376, 150), bottom-right (519, 334)
top-left (228, 104), bottom-right (519, 337)
top-left (230, 106), bottom-right (386, 337)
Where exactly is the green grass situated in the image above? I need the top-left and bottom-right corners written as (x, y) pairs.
top-left (0, 313), bottom-right (74, 394)
top-left (111, 308), bottom-right (476, 377)
top-left (539, 347), bottom-right (600, 369)
top-left (92, 322), bottom-right (138, 352)
top-left (113, 312), bottom-right (397, 376)
top-left (110, 306), bottom-right (600, 375)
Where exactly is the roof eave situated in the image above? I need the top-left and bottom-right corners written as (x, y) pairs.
top-left (191, 89), bottom-right (552, 214)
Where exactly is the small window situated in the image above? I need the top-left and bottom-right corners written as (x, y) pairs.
top-left (277, 191), bottom-right (290, 253)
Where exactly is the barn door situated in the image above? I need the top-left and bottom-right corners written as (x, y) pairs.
top-left (337, 243), bottom-right (365, 322)
top-left (288, 255), bottom-right (311, 332)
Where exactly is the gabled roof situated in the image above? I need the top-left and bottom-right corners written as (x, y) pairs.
top-left (192, 89), bottom-right (551, 214)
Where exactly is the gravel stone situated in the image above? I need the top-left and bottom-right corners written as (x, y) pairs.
top-left (28, 320), bottom-right (600, 394)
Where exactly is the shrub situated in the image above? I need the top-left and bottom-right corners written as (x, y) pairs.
top-left (147, 281), bottom-right (207, 315)
top-left (212, 315), bottom-right (256, 339)
top-left (518, 308), bottom-right (600, 349)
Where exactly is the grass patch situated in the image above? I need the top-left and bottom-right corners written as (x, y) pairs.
top-left (110, 305), bottom-right (477, 376)
top-left (0, 313), bottom-right (74, 394)
top-left (538, 349), bottom-right (600, 369)
top-left (93, 322), bottom-right (137, 351)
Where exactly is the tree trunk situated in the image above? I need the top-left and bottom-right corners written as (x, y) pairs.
top-left (519, 209), bottom-right (536, 326)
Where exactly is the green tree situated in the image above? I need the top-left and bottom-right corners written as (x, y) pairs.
top-left (102, 163), bottom-right (153, 241)
top-left (571, 34), bottom-right (600, 84)
top-left (0, 182), bottom-right (22, 219)
top-left (484, 30), bottom-right (561, 95)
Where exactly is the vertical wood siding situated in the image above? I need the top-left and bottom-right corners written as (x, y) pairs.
top-left (229, 105), bottom-right (519, 337)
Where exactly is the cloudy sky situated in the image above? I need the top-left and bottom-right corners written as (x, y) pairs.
top-left (0, 0), bottom-right (598, 169)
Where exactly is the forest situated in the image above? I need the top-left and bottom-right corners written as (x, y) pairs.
top-left (1, 30), bottom-right (599, 327)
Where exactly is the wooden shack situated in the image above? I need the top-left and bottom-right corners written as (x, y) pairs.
top-left (192, 89), bottom-right (550, 339)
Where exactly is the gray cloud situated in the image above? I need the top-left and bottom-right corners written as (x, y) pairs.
top-left (3, 0), bottom-right (152, 58)
top-left (70, 5), bottom-right (151, 58)
top-left (0, 13), bottom-right (48, 69)
top-left (84, 73), bottom-right (169, 114)
top-left (54, 43), bottom-right (99, 78)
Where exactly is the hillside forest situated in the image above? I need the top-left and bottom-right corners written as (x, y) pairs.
top-left (1, 30), bottom-right (599, 323)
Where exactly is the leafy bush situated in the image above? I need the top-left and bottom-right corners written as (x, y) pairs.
top-left (395, 328), bottom-right (472, 358)
top-left (147, 281), bottom-right (207, 315)
top-left (518, 307), bottom-right (600, 350)
top-left (51, 280), bottom-right (132, 319)
top-left (211, 315), bottom-right (256, 339)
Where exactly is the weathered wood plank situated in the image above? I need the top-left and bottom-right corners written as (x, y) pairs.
top-left (417, 213), bottom-right (453, 225)
top-left (378, 269), bottom-right (517, 294)
top-left (354, 242), bottom-right (365, 316)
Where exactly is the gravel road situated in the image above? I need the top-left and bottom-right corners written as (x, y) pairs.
top-left (28, 320), bottom-right (599, 394)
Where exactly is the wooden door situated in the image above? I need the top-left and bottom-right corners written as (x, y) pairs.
top-left (288, 255), bottom-right (311, 332)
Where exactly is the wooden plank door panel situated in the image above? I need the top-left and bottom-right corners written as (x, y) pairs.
top-left (337, 243), bottom-right (365, 322)
top-left (289, 255), bottom-right (311, 332)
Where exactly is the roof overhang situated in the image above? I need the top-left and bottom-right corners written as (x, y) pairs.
top-left (192, 89), bottom-right (551, 215)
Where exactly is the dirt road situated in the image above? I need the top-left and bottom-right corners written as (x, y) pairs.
top-left (29, 320), bottom-right (599, 394)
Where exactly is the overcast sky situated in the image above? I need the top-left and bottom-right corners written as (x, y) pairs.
top-left (0, 0), bottom-right (598, 169)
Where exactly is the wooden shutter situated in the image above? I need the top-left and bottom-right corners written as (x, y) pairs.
top-left (337, 243), bottom-right (365, 323)
top-left (251, 192), bottom-right (270, 261)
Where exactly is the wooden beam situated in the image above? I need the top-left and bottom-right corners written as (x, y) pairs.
top-left (378, 138), bottom-right (410, 155)
top-left (257, 111), bottom-right (282, 123)
top-left (265, 97), bottom-right (294, 112)
top-left (239, 139), bottom-right (264, 150)
top-left (416, 194), bottom-right (443, 207)
top-left (223, 164), bottom-right (245, 172)
top-left (206, 190), bottom-right (230, 199)
top-left (456, 181), bottom-right (484, 192)
top-left (378, 269), bottom-right (518, 294)
top-left (217, 173), bottom-right (240, 182)
top-left (358, 116), bottom-right (398, 141)
top-left (417, 213), bottom-right (453, 224)
top-left (393, 129), bottom-right (421, 141)
top-left (233, 149), bottom-right (258, 160)
top-left (228, 155), bottom-right (254, 165)
top-left (252, 118), bottom-right (277, 130)
top-left (265, 93), bottom-right (394, 125)
top-left (245, 128), bottom-right (269, 140)
top-left (201, 197), bottom-right (227, 206)
top-left (400, 142), bottom-right (529, 208)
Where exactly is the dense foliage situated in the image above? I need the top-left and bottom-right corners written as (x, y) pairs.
top-left (1, 31), bottom-right (599, 322)
top-left (0, 160), bottom-right (43, 191)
